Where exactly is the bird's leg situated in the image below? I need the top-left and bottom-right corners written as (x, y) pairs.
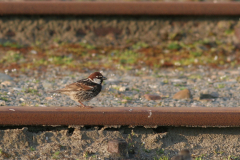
top-left (78, 101), bottom-right (93, 108)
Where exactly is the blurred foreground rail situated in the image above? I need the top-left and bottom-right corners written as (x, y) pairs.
top-left (0, 1), bottom-right (240, 15)
top-left (1, 107), bottom-right (240, 126)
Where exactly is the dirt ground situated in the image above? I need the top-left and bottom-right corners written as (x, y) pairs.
top-left (0, 125), bottom-right (239, 159)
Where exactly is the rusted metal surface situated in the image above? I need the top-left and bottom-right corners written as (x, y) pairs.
top-left (0, 2), bottom-right (240, 15)
top-left (1, 107), bottom-right (240, 127)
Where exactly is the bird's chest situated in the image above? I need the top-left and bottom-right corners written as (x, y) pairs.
top-left (77, 85), bottom-right (101, 100)
top-left (90, 85), bottom-right (101, 96)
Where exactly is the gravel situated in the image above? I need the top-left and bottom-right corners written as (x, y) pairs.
top-left (0, 16), bottom-right (239, 47)
top-left (1, 66), bottom-right (240, 108)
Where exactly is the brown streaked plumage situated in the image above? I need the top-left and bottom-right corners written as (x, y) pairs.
top-left (50, 72), bottom-right (107, 108)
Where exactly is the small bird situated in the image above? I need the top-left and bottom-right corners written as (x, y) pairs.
top-left (50, 72), bottom-right (107, 108)
top-left (171, 149), bottom-right (192, 160)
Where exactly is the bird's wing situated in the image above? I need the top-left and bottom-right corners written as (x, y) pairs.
top-left (60, 82), bottom-right (94, 91)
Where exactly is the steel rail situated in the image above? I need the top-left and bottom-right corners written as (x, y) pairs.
top-left (0, 107), bottom-right (240, 127)
top-left (0, 1), bottom-right (240, 15)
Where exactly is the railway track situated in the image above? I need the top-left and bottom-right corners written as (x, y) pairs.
top-left (0, 1), bottom-right (239, 128)
top-left (1, 107), bottom-right (240, 127)
top-left (0, 2), bottom-right (240, 158)
top-left (0, 1), bottom-right (240, 15)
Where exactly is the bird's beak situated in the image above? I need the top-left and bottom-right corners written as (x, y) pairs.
top-left (102, 76), bottom-right (107, 80)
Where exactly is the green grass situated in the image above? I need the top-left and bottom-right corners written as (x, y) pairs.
top-left (79, 42), bottom-right (96, 49)
top-left (189, 75), bottom-right (202, 79)
top-left (117, 50), bottom-right (139, 65)
top-left (190, 51), bottom-right (202, 57)
top-left (179, 87), bottom-right (187, 90)
top-left (124, 96), bottom-right (133, 100)
top-left (132, 42), bottom-right (149, 49)
top-left (167, 42), bottom-right (181, 50)
top-left (1, 41), bottom-right (23, 48)
top-left (30, 146), bottom-right (35, 151)
top-left (52, 151), bottom-right (60, 159)
top-left (153, 155), bottom-right (169, 160)
top-left (0, 97), bottom-right (9, 101)
top-left (0, 51), bottom-right (24, 63)
top-left (224, 29), bottom-right (234, 35)
top-left (50, 56), bottom-right (73, 65)
top-left (156, 148), bottom-right (165, 155)
top-left (0, 39), bottom-right (239, 73)
top-left (25, 88), bottom-right (38, 94)
top-left (217, 84), bottom-right (225, 89)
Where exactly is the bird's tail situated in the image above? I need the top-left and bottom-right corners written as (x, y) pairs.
top-left (48, 90), bottom-right (62, 93)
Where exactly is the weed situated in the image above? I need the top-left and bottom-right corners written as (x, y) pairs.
top-left (189, 75), bottom-right (202, 79)
top-left (30, 146), bottom-right (35, 151)
top-left (132, 42), bottom-right (149, 49)
top-left (83, 151), bottom-right (89, 158)
top-left (52, 151), bottom-right (60, 159)
top-left (0, 51), bottom-right (24, 63)
top-left (194, 154), bottom-right (206, 160)
top-left (214, 150), bottom-right (224, 155)
top-left (190, 51), bottom-right (202, 57)
top-left (0, 149), bottom-right (11, 158)
top-left (163, 79), bottom-right (169, 84)
top-left (167, 42), bottom-right (180, 50)
top-left (180, 87), bottom-right (187, 90)
top-left (132, 88), bottom-right (140, 92)
top-left (124, 96), bottom-right (132, 100)
top-left (156, 148), bottom-right (165, 155)
top-left (50, 56), bottom-right (73, 65)
top-left (174, 84), bottom-right (184, 87)
top-left (228, 155), bottom-right (239, 160)
top-left (21, 102), bottom-right (28, 106)
top-left (25, 88), bottom-right (38, 94)
top-left (119, 50), bottom-right (139, 65)
top-left (35, 59), bottom-right (48, 66)
top-left (153, 155), bottom-right (169, 160)
top-left (217, 84), bottom-right (225, 89)
top-left (126, 130), bottom-right (136, 154)
top-left (79, 42), bottom-right (95, 49)
top-left (0, 40), bottom-right (239, 73)
top-left (2, 41), bottom-right (23, 48)
top-left (220, 75), bottom-right (229, 81)
top-left (225, 29), bottom-right (234, 35)
top-left (0, 97), bottom-right (8, 101)
top-left (111, 85), bottom-right (120, 90)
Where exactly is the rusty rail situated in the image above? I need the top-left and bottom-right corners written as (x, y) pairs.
top-left (0, 107), bottom-right (240, 127)
top-left (0, 2), bottom-right (240, 15)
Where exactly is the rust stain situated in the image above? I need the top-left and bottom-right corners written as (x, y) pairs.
top-left (0, 107), bottom-right (240, 127)
top-left (0, 2), bottom-right (240, 15)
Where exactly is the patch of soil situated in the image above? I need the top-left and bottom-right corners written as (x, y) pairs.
top-left (0, 126), bottom-right (239, 159)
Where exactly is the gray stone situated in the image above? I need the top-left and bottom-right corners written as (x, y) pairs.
top-left (144, 94), bottom-right (161, 100)
top-left (0, 73), bottom-right (13, 81)
top-left (200, 92), bottom-right (219, 99)
top-left (0, 100), bottom-right (6, 106)
top-left (42, 82), bottom-right (52, 91)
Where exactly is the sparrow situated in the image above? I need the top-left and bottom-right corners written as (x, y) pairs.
top-left (50, 72), bottom-right (107, 108)
top-left (171, 149), bottom-right (192, 160)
